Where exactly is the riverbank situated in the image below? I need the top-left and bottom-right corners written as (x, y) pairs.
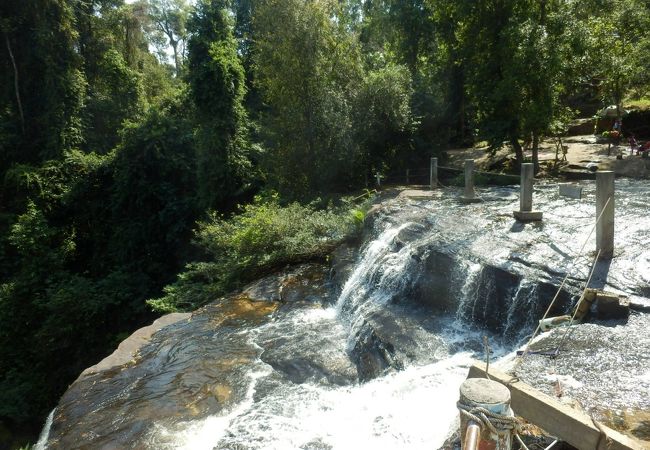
top-left (445, 134), bottom-right (650, 179)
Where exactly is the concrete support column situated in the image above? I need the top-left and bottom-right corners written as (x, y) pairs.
top-left (375, 173), bottom-right (381, 188)
top-left (513, 163), bottom-right (542, 221)
top-left (430, 157), bottom-right (438, 189)
top-left (520, 163), bottom-right (533, 211)
top-left (460, 160), bottom-right (481, 203)
top-left (464, 160), bottom-right (475, 198)
top-left (459, 378), bottom-right (512, 450)
top-left (596, 171), bottom-right (615, 259)
top-left (406, 169), bottom-right (410, 185)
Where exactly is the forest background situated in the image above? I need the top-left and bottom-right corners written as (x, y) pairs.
top-left (1, 0), bottom-right (650, 445)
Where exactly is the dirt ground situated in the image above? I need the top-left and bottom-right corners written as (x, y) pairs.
top-left (444, 135), bottom-right (650, 178)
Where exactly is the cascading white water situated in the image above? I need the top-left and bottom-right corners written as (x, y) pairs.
top-left (336, 223), bottom-right (415, 314)
top-left (454, 262), bottom-right (482, 324)
top-left (143, 222), bottom-right (492, 450)
top-left (503, 280), bottom-right (537, 339)
top-left (33, 409), bottom-right (55, 450)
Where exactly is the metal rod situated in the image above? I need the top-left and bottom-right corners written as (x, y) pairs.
top-left (463, 421), bottom-right (481, 450)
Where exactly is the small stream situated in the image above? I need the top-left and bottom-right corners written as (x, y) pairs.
top-left (40, 179), bottom-right (650, 449)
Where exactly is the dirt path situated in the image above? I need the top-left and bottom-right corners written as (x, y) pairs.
top-left (444, 135), bottom-right (650, 178)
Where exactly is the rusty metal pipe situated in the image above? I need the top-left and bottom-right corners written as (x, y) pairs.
top-left (463, 420), bottom-right (481, 450)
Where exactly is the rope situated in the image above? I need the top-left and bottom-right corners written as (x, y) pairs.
top-left (483, 336), bottom-right (492, 380)
top-left (457, 402), bottom-right (522, 437)
top-left (591, 413), bottom-right (610, 449)
top-left (515, 196), bottom-right (611, 366)
top-left (515, 433), bottom-right (532, 450)
top-left (553, 249), bottom-right (601, 356)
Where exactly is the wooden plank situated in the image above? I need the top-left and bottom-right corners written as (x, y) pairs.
top-left (467, 362), bottom-right (647, 450)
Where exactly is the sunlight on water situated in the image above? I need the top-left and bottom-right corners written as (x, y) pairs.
top-left (153, 352), bottom-right (474, 450)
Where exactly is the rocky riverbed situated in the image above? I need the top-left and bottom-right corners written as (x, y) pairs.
top-left (37, 179), bottom-right (650, 449)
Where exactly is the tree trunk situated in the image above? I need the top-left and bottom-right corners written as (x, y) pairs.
top-left (510, 135), bottom-right (523, 169)
top-left (4, 32), bottom-right (25, 135)
top-left (532, 132), bottom-right (540, 173)
top-left (170, 38), bottom-right (179, 76)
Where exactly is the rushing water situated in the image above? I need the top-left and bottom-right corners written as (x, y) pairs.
top-left (42, 179), bottom-right (650, 449)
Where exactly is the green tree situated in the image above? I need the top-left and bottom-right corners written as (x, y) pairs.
top-left (0, 0), bottom-right (85, 171)
top-left (187, 0), bottom-right (253, 210)
top-left (572, 0), bottom-right (650, 109)
top-left (456, 0), bottom-right (570, 170)
top-left (74, 0), bottom-right (152, 154)
top-left (354, 64), bottom-right (414, 178)
top-left (147, 0), bottom-right (190, 76)
top-left (253, 0), bottom-right (363, 197)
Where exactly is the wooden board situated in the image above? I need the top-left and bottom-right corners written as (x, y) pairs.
top-left (467, 362), bottom-right (648, 450)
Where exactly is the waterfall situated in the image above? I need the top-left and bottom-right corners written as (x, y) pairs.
top-left (33, 409), bottom-right (55, 450)
top-left (336, 223), bottom-right (417, 332)
top-left (454, 262), bottom-right (482, 324)
top-left (503, 280), bottom-right (538, 340)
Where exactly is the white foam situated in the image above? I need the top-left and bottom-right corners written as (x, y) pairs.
top-left (149, 352), bottom-right (474, 450)
top-left (33, 408), bottom-right (55, 450)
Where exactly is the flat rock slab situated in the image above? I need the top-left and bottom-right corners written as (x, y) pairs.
top-left (513, 210), bottom-right (543, 221)
top-left (79, 312), bottom-right (191, 378)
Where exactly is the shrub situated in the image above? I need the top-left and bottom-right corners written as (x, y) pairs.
top-left (147, 194), bottom-right (368, 312)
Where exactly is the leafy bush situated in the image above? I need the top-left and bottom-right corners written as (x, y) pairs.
top-left (147, 194), bottom-right (367, 312)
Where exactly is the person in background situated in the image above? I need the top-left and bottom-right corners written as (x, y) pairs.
top-left (629, 134), bottom-right (638, 155)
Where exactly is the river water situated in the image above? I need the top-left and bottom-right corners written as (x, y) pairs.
top-left (39, 179), bottom-right (650, 449)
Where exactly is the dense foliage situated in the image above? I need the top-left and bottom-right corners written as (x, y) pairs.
top-left (1, 0), bottom-right (650, 445)
top-left (148, 195), bottom-right (365, 313)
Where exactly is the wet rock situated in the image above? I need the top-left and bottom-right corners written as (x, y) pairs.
top-left (412, 250), bottom-right (457, 313)
top-left (242, 273), bottom-right (283, 302)
top-left (350, 312), bottom-right (410, 381)
top-left (329, 243), bottom-right (359, 294)
top-left (241, 264), bottom-right (331, 304)
top-left (278, 264), bottom-right (332, 304)
top-left (595, 292), bottom-right (630, 320)
top-left (508, 312), bottom-right (650, 433)
top-left (79, 312), bottom-right (191, 378)
top-left (351, 324), bottom-right (401, 382)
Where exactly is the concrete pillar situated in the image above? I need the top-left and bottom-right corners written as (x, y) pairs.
top-left (460, 160), bottom-right (481, 203)
top-left (430, 157), bottom-right (438, 189)
top-left (520, 163), bottom-right (533, 211)
top-left (406, 169), bottom-right (410, 185)
top-left (459, 378), bottom-right (512, 450)
top-left (513, 163), bottom-right (542, 221)
top-left (464, 160), bottom-right (475, 198)
top-left (596, 171), bottom-right (615, 259)
top-left (375, 173), bottom-right (381, 188)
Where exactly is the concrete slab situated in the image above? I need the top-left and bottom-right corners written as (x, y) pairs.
top-left (559, 183), bottom-right (583, 199)
top-left (513, 210), bottom-right (543, 221)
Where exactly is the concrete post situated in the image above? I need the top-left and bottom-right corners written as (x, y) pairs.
top-left (430, 157), bottom-right (438, 189)
top-left (520, 163), bottom-right (533, 211)
top-left (459, 378), bottom-right (512, 450)
top-left (464, 160), bottom-right (474, 198)
top-left (513, 163), bottom-right (542, 221)
top-left (596, 171), bottom-right (615, 259)
top-left (406, 169), bottom-right (410, 185)
top-left (375, 173), bottom-right (381, 188)
top-left (460, 160), bottom-right (481, 203)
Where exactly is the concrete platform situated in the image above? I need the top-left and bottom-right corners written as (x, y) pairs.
top-left (513, 210), bottom-right (543, 221)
